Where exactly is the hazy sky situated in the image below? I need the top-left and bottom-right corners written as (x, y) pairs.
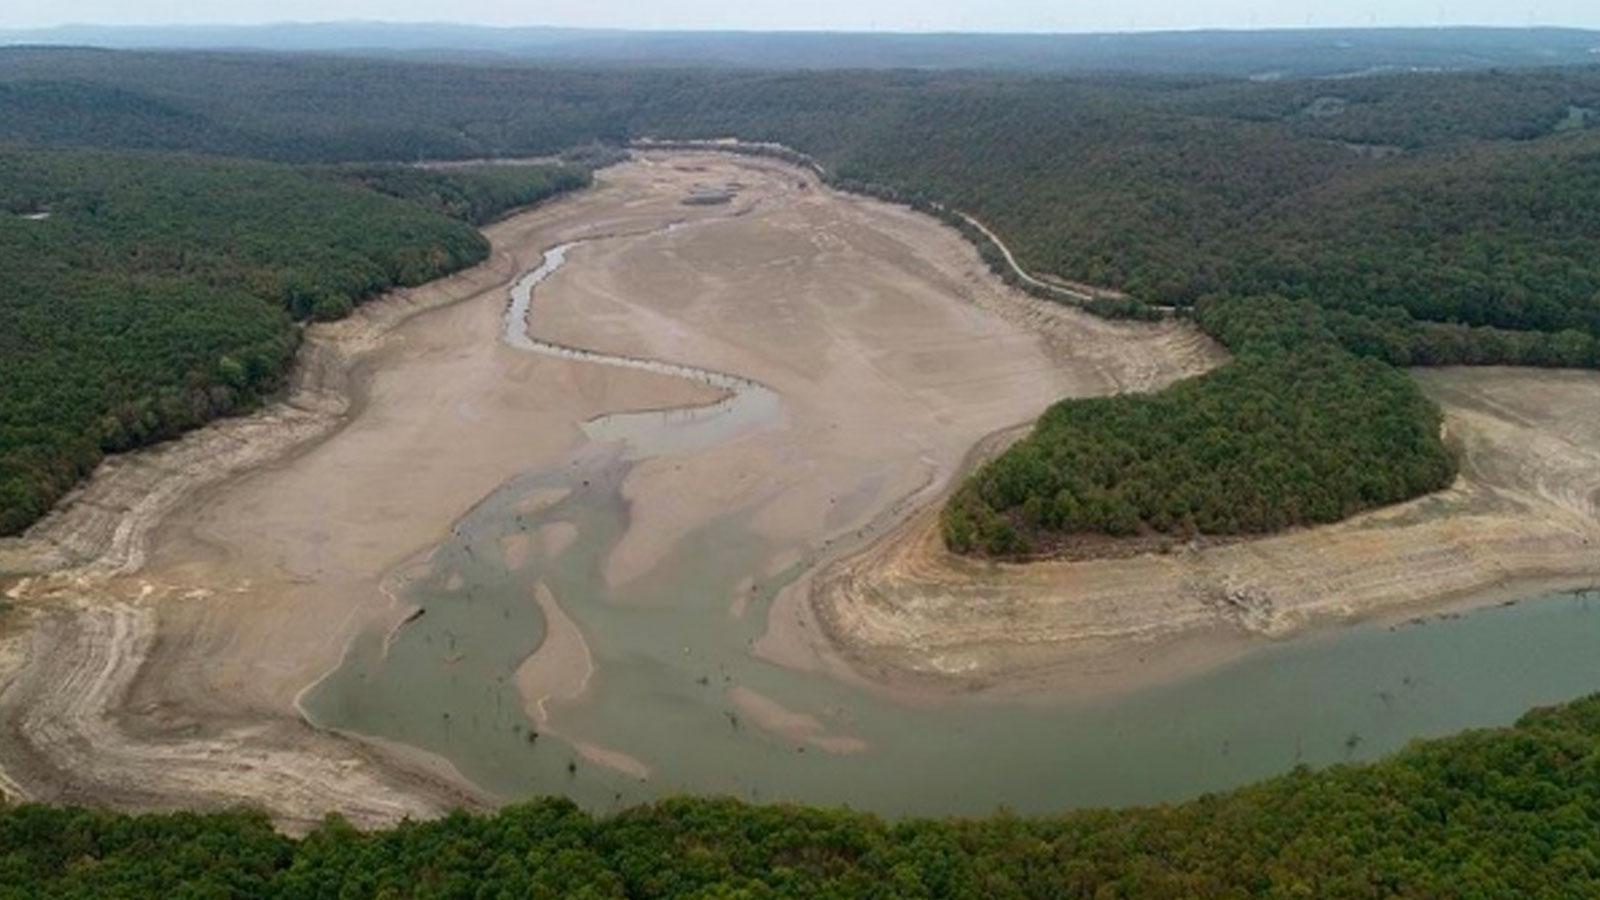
top-left (6, 1), bottom-right (1600, 32)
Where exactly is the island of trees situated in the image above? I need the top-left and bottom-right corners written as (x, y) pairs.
top-left (943, 345), bottom-right (1456, 555)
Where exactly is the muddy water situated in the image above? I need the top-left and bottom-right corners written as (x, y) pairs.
top-left (503, 241), bottom-right (781, 459)
top-left (302, 237), bottom-right (1600, 817)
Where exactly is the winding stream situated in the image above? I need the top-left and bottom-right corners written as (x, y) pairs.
top-left (502, 240), bottom-right (781, 458)
top-left (301, 222), bottom-right (1600, 817)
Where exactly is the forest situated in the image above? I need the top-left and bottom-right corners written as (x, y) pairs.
top-left (3, 51), bottom-right (1600, 542)
top-left (4, 52), bottom-right (1598, 337)
top-left (324, 164), bottom-right (591, 226)
top-left (0, 150), bottom-right (587, 535)
top-left (943, 346), bottom-right (1456, 554)
top-left (2, 690), bottom-right (1598, 898)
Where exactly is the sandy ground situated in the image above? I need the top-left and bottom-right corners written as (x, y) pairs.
top-left (0, 151), bottom-right (1218, 822)
top-left (0, 151), bottom-right (1212, 824)
top-left (801, 367), bottom-right (1600, 698)
top-left (515, 585), bottom-right (594, 726)
top-left (527, 162), bottom-right (1220, 597)
top-left (0, 157), bottom-right (745, 827)
top-left (727, 686), bottom-right (867, 755)
top-left (515, 586), bottom-right (651, 781)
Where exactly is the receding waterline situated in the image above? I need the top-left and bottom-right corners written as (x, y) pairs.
top-left (302, 226), bottom-right (1600, 818)
top-left (503, 239), bottom-right (782, 459)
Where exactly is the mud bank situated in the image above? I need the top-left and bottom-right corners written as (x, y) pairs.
top-left (0, 151), bottom-right (1218, 823)
top-left (806, 366), bottom-right (1600, 697)
top-left (0, 158), bottom-right (740, 826)
top-left (2, 148), bottom-right (1596, 822)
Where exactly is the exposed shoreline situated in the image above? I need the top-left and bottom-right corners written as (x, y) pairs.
top-left (0, 149), bottom-right (1593, 826)
top-left (629, 137), bottom-right (1126, 311)
top-left (0, 166), bottom-right (737, 825)
top-left (0, 204), bottom-right (551, 826)
top-left (792, 366), bottom-right (1600, 702)
top-left (634, 145), bottom-right (1600, 706)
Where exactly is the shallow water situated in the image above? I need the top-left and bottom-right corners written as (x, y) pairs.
top-left (302, 234), bottom-right (1600, 817)
top-left (503, 240), bottom-right (781, 460)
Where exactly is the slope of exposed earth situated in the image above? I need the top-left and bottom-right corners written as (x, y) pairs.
top-left (0, 153), bottom-right (1219, 824)
top-left (805, 367), bottom-right (1600, 697)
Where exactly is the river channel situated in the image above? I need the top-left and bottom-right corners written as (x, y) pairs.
top-left (301, 225), bottom-right (1600, 816)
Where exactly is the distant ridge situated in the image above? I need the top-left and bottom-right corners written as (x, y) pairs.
top-left (3, 23), bottom-right (1599, 77)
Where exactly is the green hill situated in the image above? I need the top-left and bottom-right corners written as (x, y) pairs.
top-left (0, 148), bottom-right (587, 535)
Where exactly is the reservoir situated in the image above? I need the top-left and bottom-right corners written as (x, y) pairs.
top-left (302, 449), bottom-right (1600, 816)
top-left (302, 239), bottom-right (1600, 816)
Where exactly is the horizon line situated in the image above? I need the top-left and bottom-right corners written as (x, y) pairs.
top-left (4, 20), bottom-right (1600, 38)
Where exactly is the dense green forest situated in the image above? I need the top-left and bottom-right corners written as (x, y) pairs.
top-left (944, 347), bottom-right (1456, 554)
top-left (4, 50), bottom-right (1600, 544)
top-left (2, 690), bottom-right (1598, 897)
top-left (3, 52), bottom-right (1597, 340)
top-left (0, 150), bottom-right (587, 535)
top-left (325, 164), bottom-right (590, 226)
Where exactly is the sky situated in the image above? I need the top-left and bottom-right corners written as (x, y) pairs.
top-left (5, 0), bottom-right (1600, 33)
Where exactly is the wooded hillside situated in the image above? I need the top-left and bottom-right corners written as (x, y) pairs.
top-left (0, 149), bottom-right (587, 535)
